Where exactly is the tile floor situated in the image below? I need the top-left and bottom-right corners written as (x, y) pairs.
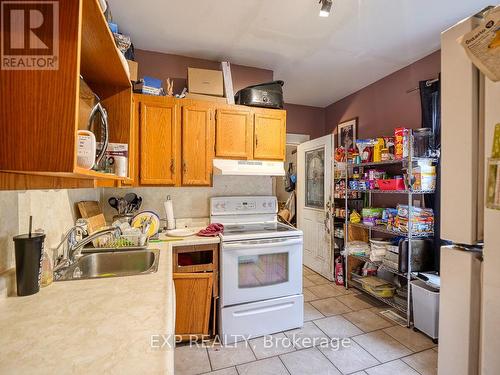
top-left (175, 266), bottom-right (438, 375)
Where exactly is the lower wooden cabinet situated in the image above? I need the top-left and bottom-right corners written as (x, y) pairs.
top-left (173, 273), bottom-right (213, 339)
top-left (173, 243), bottom-right (219, 340)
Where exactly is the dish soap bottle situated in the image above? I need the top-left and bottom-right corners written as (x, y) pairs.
top-left (40, 248), bottom-right (53, 287)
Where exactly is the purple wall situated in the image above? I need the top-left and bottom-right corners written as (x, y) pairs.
top-left (135, 49), bottom-right (274, 95)
top-left (284, 103), bottom-right (325, 140)
top-left (134, 49), bottom-right (325, 138)
top-left (325, 51), bottom-right (441, 138)
top-left (134, 49), bottom-right (441, 140)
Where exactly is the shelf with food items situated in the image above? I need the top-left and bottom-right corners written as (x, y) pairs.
top-left (348, 189), bottom-right (435, 194)
top-left (334, 227), bottom-right (345, 239)
top-left (333, 179), bottom-right (364, 199)
top-left (344, 157), bottom-right (439, 168)
top-left (345, 160), bottom-right (437, 193)
top-left (345, 237), bottom-right (434, 276)
top-left (348, 274), bottom-right (407, 313)
top-left (349, 253), bottom-right (407, 278)
top-left (348, 205), bottom-right (435, 239)
top-left (334, 127), bottom-right (438, 166)
top-left (337, 126), bottom-right (439, 327)
top-left (345, 237), bottom-right (433, 314)
top-left (348, 221), bottom-right (434, 239)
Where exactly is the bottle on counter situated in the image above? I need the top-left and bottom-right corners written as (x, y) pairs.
top-left (41, 248), bottom-right (53, 287)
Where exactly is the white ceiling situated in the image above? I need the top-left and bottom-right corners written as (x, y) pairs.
top-left (108, 0), bottom-right (492, 107)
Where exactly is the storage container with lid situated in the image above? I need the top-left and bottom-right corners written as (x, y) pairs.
top-left (412, 128), bottom-right (434, 157)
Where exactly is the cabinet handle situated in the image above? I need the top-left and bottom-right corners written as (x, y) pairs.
top-left (255, 135), bottom-right (258, 148)
top-left (183, 161), bottom-right (187, 174)
top-left (170, 159), bottom-right (175, 174)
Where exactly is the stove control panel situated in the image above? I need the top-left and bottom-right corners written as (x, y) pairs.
top-left (211, 196), bottom-right (277, 215)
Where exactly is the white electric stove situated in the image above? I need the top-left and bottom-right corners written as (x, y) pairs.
top-left (211, 196), bottom-right (304, 344)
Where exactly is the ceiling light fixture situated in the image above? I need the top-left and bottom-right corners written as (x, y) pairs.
top-left (319, 0), bottom-right (332, 17)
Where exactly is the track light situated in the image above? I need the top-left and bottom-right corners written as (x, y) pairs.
top-left (319, 0), bottom-right (332, 17)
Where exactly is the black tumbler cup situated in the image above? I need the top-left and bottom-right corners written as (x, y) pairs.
top-left (13, 233), bottom-right (46, 296)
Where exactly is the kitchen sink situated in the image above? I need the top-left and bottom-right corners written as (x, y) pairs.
top-left (55, 249), bottom-right (160, 281)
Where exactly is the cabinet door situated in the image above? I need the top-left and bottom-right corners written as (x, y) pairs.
top-left (119, 96), bottom-right (139, 187)
top-left (139, 99), bottom-right (180, 185)
top-left (173, 273), bottom-right (213, 337)
top-left (182, 106), bottom-right (214, 186)
top-left (215, 108), bottom-right (253, 159)
top-left (253, 110), bottom-right (286, 160)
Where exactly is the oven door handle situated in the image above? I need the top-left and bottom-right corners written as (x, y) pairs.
top-left (223, 238), bottom-right (302, 249)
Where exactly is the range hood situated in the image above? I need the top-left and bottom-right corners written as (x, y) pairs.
top-left (213, 159), bottom-right (285, 176)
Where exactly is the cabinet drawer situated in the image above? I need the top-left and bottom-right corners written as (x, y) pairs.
top-left (173, 244), bottom-right (219, 273)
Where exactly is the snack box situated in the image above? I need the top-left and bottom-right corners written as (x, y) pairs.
top-left (394, 127), bottom-right (409, 160)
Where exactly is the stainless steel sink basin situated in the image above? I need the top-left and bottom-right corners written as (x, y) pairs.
top-left (55, 249), bottom-right (160, 281)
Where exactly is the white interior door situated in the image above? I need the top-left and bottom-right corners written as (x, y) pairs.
top-left (297, 135), bottom-right (333, 280)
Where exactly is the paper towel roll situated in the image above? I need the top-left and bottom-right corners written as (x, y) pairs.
top-left (164, 196), bottom-right (175, 229)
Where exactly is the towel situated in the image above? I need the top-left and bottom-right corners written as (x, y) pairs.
top-left (197, 223), bottom-right (224, 237)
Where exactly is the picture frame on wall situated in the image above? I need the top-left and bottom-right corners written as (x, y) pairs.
top-left (338, 118), bottom-right (358, 149)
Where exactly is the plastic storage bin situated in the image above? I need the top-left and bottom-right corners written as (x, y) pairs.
top-left (363, 283), bottom-right (396, 298)
top-left (376, 179), bottom-right (405, 190)
top-left (411, 279), bottom-right (439, 342)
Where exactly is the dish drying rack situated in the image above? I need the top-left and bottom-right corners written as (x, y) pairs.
top-left (82, 232), bottom-right (149, 253)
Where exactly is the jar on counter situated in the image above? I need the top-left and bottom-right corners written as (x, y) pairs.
top-left (413, 128), bottom-right (434, 157)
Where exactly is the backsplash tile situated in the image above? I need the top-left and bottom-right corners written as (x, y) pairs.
top-left (101, 175), bottom-right (273, 222)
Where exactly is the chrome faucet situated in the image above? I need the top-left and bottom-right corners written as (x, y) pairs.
top-left (53, 226), bottom-right (122, 274)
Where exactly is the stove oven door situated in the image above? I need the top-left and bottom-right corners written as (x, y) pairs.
top-left (221, 236), bottom-right (303, 306)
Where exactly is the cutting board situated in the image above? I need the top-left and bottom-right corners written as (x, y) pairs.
top-left (86, 214), bottom-right (107, 233)
top-left (77, 201), bottom-right (106, 233)
top-left (77, 201), bottom-right (102, 218)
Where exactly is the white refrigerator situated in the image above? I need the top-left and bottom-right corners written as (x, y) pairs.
top-left (440, 6), bottom-right (500, 375)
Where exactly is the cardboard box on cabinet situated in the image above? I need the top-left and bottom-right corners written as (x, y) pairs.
top-left (188, 67), bottom-right (224, 97)
top-left (127, 60), bottom-right (138, 82)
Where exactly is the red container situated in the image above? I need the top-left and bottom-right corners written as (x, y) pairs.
top-left (335, 257), bottom-right (344, 286)
top-left (376, 179), bottom-right (405, 191)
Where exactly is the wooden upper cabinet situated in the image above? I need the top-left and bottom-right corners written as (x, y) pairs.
top-left (215, 108), bottom-right (253, 159)
top-left (0, 0), bottom-right (132, 186)
top-left (139, 98), bottom-right (180, 185)
top-left (181, 105), bottom-right (215, 186)
top-left (253, 110), bottom-right (287, 160)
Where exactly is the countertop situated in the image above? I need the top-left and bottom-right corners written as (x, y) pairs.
top-left (0, 233), bottom-right (220, 375)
